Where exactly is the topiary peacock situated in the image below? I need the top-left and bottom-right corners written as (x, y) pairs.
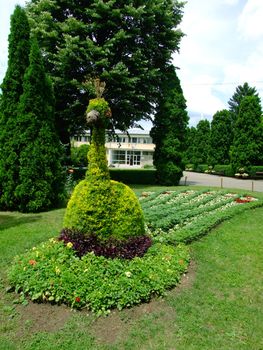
top-left (61, 80), bottom-right (150, 256)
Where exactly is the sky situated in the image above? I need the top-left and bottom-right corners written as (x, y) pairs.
top-left (1, 0), bottom-right (263, 127)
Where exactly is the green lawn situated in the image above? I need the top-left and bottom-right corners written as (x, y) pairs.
top-left (0, 186), bottom-right (263, 349)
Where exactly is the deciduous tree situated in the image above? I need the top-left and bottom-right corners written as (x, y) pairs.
top-left (26, 0), bottom-right (185, 147)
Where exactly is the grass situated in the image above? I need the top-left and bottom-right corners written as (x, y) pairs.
top-left (0, 186), bottom-right (263, 349)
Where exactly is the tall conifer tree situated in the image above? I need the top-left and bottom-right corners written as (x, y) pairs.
top-left (191, 120), bottom-right (211, 165)
top-left (0, 6), bottom-right (31, 210)
top-left (150, 66), bottom-right (188, 185)
top-left (209, 110), bottom-right (232, 165)
top-left (230, 95), bottom-right (263, 172)
top-left (228, 82), bottom-right (258, 125)
top-left (15, 38), bottom-right (65, 212)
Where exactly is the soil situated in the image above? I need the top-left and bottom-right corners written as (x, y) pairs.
top-left (15, 303), bottom-right (72, 337)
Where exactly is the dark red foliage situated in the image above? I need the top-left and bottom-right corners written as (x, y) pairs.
top-left (58, 228), bottom-right (152, 259)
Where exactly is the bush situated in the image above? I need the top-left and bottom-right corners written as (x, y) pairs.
top-left (63, 179), bottom-right (145, 241)
top-left (110, 169), bottom-right (156, 184)
top-left (155, 162), bottom-right (182, 186)
top-left (195, 164), bottom-right (208, 173)
top-left (213, 165), bottom-right (235, 177)
top-left (249, 166), bottom-right (263, 178)
top-left (185, 164), bottom-right (195, 171)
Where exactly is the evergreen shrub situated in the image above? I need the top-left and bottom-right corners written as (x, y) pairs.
top-left (110, 169), bottom-right (156, 185)
top-left (156, 162), bottom-right (182, 186)
top-left (195, 164), bottom-right (208, 173)
top-left (213, 165), bottom-right (234, 177)
top-left (63, 179), bottom-right (145, 241)
top-left (249, 166), bottom-right (263, 178)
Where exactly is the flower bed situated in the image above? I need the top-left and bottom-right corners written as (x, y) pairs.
top-left (8, 239), bottom-right (189, 315)
top-left (141, 189), bottom-right (262, 245)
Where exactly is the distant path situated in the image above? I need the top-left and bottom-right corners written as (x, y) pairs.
top-left (179, 171), bottom-right (263, 193)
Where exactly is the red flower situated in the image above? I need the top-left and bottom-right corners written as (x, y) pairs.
top-left (29, 259), bottom-right (36, 266)
top-left (75, 296), bottom-right (81, 303)
top-left (235, 198), bottom-right (250, 204)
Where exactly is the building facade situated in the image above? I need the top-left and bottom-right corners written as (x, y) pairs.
top-left (72, 129), bottom-right (155, 168)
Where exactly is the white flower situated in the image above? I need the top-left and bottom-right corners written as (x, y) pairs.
top-left (125, 271), bottom-right (132, 278)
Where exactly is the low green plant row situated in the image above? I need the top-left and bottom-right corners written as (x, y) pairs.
top-left (140, 189), bottom-right (207, 211)
top-left (8, 239), bottom-right (189, 315)
top-left (142, 190), bottom-right (263, 245)
top-left (144, 194), bottom-right (238, 231)
top-left (143, 190), bottom-right (229, 224)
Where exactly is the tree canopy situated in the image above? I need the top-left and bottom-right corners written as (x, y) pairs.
top-left (26, 0), bottom-right (185, 145)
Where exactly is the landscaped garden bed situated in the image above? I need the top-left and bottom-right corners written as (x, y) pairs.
top-left (7, 188), bottom-right (262, 315)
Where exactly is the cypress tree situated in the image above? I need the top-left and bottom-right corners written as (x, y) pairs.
top-left (150, 66), bottom-right (189, 185)
top-left (191, 120), bottom-right (211, 165)
top-left (209, 110), bottom-right (232, 165)
top-left (0, 6), bottom-right (31, 210)
top-left (228, 82), bottom-right (258, 125)
top-left (15, 38), bottom-right (65, 212)
top-left (230, 95), bottom-right (263, 172)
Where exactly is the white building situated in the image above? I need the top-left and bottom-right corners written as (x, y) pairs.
top-left (72, 129), bottom-right (155, 168)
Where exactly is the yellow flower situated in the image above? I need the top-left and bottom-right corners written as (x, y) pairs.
top-left (55, 266), bottom-right (61, 275)
top-left (66, 242), bottom-right (73, 248)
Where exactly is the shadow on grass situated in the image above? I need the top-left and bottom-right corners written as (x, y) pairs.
top-left (0, 214), bottom-right (41, 232)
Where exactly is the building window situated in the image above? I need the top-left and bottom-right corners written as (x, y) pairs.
top-left (111, 150), bottom-right (126, 164)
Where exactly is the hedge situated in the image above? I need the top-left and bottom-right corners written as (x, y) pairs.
top-left (213, 165), bottom-right (234, 177)
top-left (67, 167), bottom-right (157, 185)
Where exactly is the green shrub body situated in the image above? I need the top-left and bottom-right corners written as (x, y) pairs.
top-left (64, 97), bottom-right (145, 242)
top-left (64, 179), bottom-right (145, 241)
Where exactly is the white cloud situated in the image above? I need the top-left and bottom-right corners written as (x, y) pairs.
top-left (238, 0), bottom-right (263, 40)
top-left (223, 0), bottom-right (240, 5)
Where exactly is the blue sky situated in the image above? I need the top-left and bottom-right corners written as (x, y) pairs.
top-left (1, 0), bottom-right (263, 127)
